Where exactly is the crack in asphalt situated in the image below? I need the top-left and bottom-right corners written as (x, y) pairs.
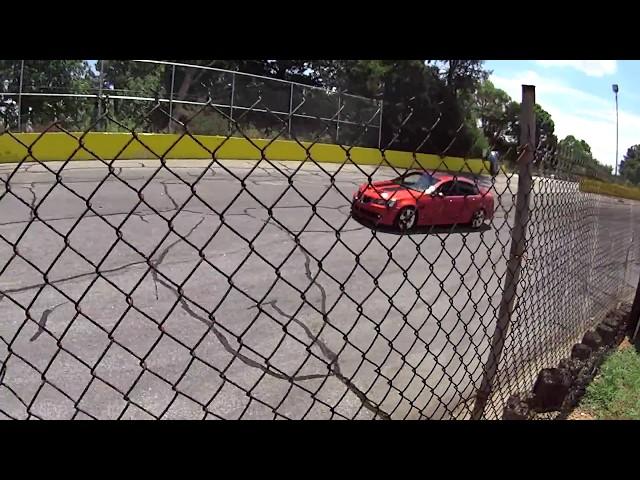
top-left (4, 167), bottom-right (366, 192)
top-left (167, 281), bottom-right (329, 382)
top-left (244, 209), bottom-right (391, 419)
top-left (29, 302), bottom-right (66, 342)
top-left (134, 213), bottom-right (150, 224)
top-left (146, 184), bottom-right (331, 383)
top-left (1, 173), bottom-right (363, 231)
top-left (0, 205), bottom-right (210, 227)
top-left (150, 216), bottom-right (206, 300)
top-left (6, 175), bottom-right (153, 187)
top-left (149, 216), bottom-right (328, 383)
top-left (298, 237), bottom-right (391, 420)
top-left (1, 260), bottom-right (147, 296)
top-left (162, 182), bottom-right (180, 211)
top-left (26, 184), bottom-right (37, 221)
top-left (0, 206), bottom-right (322, 297)
top-left (233, 205), bottom-right (363, 234)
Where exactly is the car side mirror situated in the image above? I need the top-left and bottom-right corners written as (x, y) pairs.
top-left (432, 191), bottom-right (444, 198)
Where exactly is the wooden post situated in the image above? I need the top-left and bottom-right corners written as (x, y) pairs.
top-left (471, 85), bottom-right (536, 420)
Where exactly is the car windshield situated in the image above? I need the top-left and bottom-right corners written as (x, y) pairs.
top-left (397, 172), bottom-right (438, 192)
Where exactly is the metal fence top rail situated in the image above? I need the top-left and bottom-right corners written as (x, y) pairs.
top-left (132, 60), bottom-right (380, 104)
top-left (0, 91), bottom-right (382, 129)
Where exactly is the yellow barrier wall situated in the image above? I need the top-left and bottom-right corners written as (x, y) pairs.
top-left (0, 132), bottom-right (492, 174)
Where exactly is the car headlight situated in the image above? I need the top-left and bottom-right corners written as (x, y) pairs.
top-left (386, 199), bottom-right (397, 208)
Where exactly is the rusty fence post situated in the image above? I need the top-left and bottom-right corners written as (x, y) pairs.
top-left (471, 85), bottom-right (536, 420)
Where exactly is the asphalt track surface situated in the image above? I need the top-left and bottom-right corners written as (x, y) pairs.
top-left (0, 159), bottom-right (638, 419)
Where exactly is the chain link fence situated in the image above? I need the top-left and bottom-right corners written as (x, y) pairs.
top-left (0, 64), bottom-right (638, 420)
top-left (0, 60), bottom-right (382, 147)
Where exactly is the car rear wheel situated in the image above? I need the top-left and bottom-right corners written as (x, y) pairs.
top-left (395, 207), bottom-right (417, 232)
top-left (471, 209), bottom-right (486, 229)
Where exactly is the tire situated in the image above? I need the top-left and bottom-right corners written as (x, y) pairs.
top-left (471, 209), bottom-right (486, 229)
top-left (395, 206), bottom-right (417, 232)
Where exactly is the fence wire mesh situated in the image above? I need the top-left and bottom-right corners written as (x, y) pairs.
top-left (0, 62), bottom-right (638, 420)
top-left (0, 60), bottom-right (382, 147)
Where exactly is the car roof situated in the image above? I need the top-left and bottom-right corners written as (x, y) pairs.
top-left (406, 170), bottom-right (474, 184)
top-left (436, 174), bottom-right (473, 183)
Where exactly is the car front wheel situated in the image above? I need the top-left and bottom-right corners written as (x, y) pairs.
top-left (395, 207), bottom-right (417, 232)
top-left (471, 209), bottom-right (486, 229)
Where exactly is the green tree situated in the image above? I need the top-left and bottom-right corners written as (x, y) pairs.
top-left (100, 60), bottom-right (339, 135)
top-left (434, 60), bottom-right (491, 158)
top-left (534, 104), bottom-right (557, 152)
top-left (430, 60), bottom-right (489, 100)
top-left (557, 135), bottom-right (613, 179)
top-left (334, 60), bottom-right (489, 156)
top-left (499, 102), bottom-right (557, 165)
top-left (1, 59), bottom-right (503, 154)
top-left (558, 135), bottom-right (592, 164)
top-left (0, 60), bottom-right (94, 131)
top-left (620, 145), bottom-right (640, 184)
top-left (474, 80), bottom-right (512, 152)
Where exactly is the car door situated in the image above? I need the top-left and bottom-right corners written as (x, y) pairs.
top-left (410, 174), bottom-right (438, 226)
top-left (457, 181), bottom-right (482, 223)
top-left (425, 180), bottom-right (456, 225)
top-left (413, 186), bottom-right (434, 225)
top-left (439, 181), bottom-right (466, 225)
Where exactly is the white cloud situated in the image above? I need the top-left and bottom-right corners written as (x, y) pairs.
top-left (491, 70), bottom-right (608, 106)
top-left (535, 60), bottom-right (617, 78)
top-left (490, 70), bottom-right (635, 168)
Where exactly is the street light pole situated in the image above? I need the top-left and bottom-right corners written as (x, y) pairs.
top-left (613, 84), bottom-right (619, 176)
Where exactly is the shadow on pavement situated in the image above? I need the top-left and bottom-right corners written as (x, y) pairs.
top-left (351, 214), bottom-right (492, 236)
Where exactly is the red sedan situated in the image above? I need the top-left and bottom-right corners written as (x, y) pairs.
top-left (351, 171), bottom-right (494, 231)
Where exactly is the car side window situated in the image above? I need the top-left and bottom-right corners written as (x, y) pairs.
top-left (440, 181), bottom-right (473, 196)
top-left (441, 181), bottom-right (479, 197)
top-left (437, 181), bottom-right (455, 196)
top-left (458, 182), bottom-right (479, 196)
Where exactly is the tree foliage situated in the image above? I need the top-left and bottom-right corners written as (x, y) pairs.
top-left (557, 135), bottom-right (612, 180)
top-left (470, 78), bottom-right (566, 167)
top-left (473, 80), bottom-right (513, 152)
top-left (620, 145), bottom-right (640, 184)
top-left (0, 60), bottom-right (94, 130)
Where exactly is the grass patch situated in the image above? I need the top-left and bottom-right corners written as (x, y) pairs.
top-left (580, 344), bottom-right (640, 419)
top-left (580, 178), bottom-right (640, 201)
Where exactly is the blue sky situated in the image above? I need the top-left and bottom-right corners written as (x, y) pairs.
top-left (486, 60), bottom-right (640, 169)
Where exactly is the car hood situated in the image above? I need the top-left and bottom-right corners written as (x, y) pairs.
top-left (360, 182), bottom-right (424, 201)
